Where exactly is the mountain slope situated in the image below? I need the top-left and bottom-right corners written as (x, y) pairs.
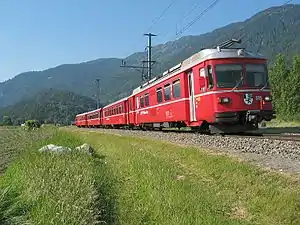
top-left (0, 4), bottom-right (300, 108)
top-left (0, 89), bottom-right (97, 125)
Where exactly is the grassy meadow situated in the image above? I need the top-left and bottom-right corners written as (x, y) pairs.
top-left (0, 127), bottom-right (113, 224)
top-left (0, 126), bottom-right (54, 174)
top-left (70, 129), bottom-right (300, 225)
top-left (0, 126), bottom-right (299, 224)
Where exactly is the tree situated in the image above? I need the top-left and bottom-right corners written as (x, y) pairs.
top-left (289, 55), bottom-right (300, 119)
top-left (269, 54), bottom-right (300, 120)
top-left (2, 116), bottom-right (13, 126)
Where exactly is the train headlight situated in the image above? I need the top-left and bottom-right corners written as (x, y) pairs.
top-left (218, 97), bottom-right (231, 104)
top-left (264, 96), bottom-right (272, 101)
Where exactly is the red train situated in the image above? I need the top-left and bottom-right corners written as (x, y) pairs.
top-left (76, 40), bottom-right (275, 134)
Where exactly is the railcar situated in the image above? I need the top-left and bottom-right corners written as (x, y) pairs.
top-left (75, 39), bottom-right (275, 134)
top-left (102, 97), bottom-right (128, 128)
top-left (86, 109), bottom-right (101, 128)
top-left (75, 112), bottom-right (88, 127)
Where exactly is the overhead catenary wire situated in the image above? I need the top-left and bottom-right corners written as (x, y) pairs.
top-left (151, 0), bottom-right (205, 46)
top-left (233, 0), bottom-right (295, 44)
top-left (120, 0), bottom-right (179, 82)
top-left (151, 0), bottom-right (221, 64)
top-left (119, 0), bottom-right (178, 63)
top-left (145, 0), bottom-right (178, 33)
top-left (176, 0), bottom-right (204, 27)
top-left (154, 0), bottom-right (295, 65)
top-left (175, 0), bottom-right (221, 38)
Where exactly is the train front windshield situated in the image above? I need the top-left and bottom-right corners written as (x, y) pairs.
top-left (214, 63), bottom-right (269, 89)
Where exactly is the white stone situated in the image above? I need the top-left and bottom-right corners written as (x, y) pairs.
top-left (39, 144), bottom-right (72, 153)
top-left (75, 143), bottom-right (94, 155)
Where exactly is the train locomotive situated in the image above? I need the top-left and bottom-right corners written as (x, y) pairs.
top-left (75, 39), bottom-right (275, 134)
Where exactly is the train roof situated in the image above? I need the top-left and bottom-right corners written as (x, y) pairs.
top-left (76, 112), bottom-right (87, 117)
top-left (85, 108), bottom-right (101, 115)
top-left (131, 47), bottom-right (266, 95)
top-left (103, 96), bottom-right (128, 109)
top-left (76, 108), bottom-right (101, 117)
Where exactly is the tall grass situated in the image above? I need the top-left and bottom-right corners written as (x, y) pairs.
top-left (0, 126), bottom-right (55, 173)
top-left (71, 130), bottom-right (300, 225)
top-left (2, 126), bottom-right (299, 224)
top-left (0, 129), bottom-right (116, 225)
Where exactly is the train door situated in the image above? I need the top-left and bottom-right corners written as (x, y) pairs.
top-left (128, 97), bottom-right (133, 125)
top-left (99, 109), bottom-right (102, 126)
top-left (84, 114), bottom-right (88, 127)
top-left (188, 70), bottom-right (196, 122)
top-left (124, 100), bottom-right (129, 125)
top-left (134, 97), bottom-right (140, 124)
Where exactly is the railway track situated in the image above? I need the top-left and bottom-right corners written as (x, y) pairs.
top-left (156, 128), bottom-right (300, 142)
top-left (256, 133), bottom-right (300, 142)
top-left (84, 126), bottom-right (300, 143)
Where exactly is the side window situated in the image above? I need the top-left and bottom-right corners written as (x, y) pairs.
top-left (173, 79), bottom-right (180, 98)
top-left (207, 65), bottom-right (214, 89)
top-left (129, 100), bottom-right (132, 111)
top-left (164, 84), bottom-right (171, 101)
top-left (145, 93), bottom-right (149, 106)
top-left (157, 88), bottom-right (163, 103)
top-left (140, 96), bottom-right (144, 108)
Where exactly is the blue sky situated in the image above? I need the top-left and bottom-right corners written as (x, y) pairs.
top-left (0, 0), bottom-right (298, 82)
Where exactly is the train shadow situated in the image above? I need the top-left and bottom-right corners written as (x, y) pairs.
top-left (255, 126), bottom-right (300, 134)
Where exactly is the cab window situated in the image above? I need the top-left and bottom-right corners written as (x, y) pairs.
top-left (207, 65), bottom-right (214, 89)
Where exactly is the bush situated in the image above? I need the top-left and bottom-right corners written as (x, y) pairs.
top-left (24, 120), bottom-right (41, 130)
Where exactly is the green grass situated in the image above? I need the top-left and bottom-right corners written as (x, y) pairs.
top-left (1, 126), bottom-right (300, 224)
top-left (258, 119), bottom-right (300, 134)
top-left (69, 129), bottom-right (300, 225)
top-left (0, 128), bottom-right (115, 225)
top-left (266, 119), bottom-right (300, 128)
top-left (0, 126), bottom-right (55, 174)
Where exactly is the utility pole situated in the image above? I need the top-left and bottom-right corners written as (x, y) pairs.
top-left (95, 78), bottom-right (100, 108)
top-left (120, 33), bottom-right (157, 83)
top-left (144, 33), bottom-right (156, 81)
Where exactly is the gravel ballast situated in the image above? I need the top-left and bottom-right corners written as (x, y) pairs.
top-left (83, 128), bottom-right (300, 178)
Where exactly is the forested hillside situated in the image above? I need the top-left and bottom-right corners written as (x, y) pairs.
top-left (0, 89), bottom-right (96, 125)
top-left (0, 4), bottom-right (300, 108)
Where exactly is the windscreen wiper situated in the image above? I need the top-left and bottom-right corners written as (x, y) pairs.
top-left (232, 76), bottom-right (244, 90)
top-left (260, 83), bottom-right (267, 91)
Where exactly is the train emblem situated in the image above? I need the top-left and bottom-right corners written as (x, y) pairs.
top-left (243, 93), bottom-right (253, 105)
